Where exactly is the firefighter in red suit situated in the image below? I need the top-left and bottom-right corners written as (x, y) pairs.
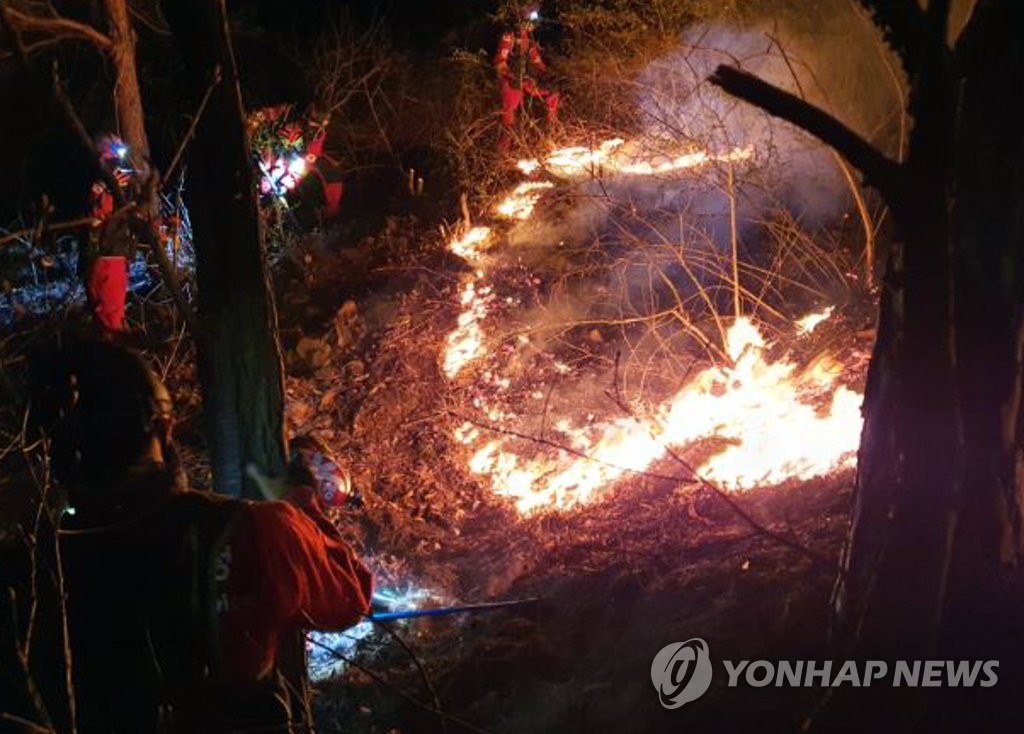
top-left (495, 5), bottom-right (559, 153)
top-left (29, 341), bottom-right (373, 732)
top-left (85, 135), bottom-right (137, 335)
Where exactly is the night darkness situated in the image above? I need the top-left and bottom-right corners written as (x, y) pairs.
top-left (0, 0), bottom-right (504, 219)
top-left (3, 2), bottom-right (1024, 733)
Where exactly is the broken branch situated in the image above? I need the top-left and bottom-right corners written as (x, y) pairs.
top-left (1, 6), bottom-right (111, 52)
top-left (708, 64), bottom-right (904, 203)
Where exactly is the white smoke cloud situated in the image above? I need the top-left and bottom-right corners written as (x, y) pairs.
top-left (492, 9), bottom-right (903, 381)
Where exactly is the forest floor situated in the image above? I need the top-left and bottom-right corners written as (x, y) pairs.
top-left (252, 218), bottom-right (866, 734)
top-left (6, 151), bottom-right (1004, 734)
top-left (283, 231), bottom-right (1024, 733)
top-left (4, 206), bottom-right (1018, 734)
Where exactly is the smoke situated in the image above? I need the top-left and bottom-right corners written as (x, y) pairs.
top-left (489, 3), bottom-right (904, 397)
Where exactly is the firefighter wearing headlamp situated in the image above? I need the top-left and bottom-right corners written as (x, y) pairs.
top-left (495, 4), bottom-right (560, 153)
top-left (16, 341), bottom-right (372, 732)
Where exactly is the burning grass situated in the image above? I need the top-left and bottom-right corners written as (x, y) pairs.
top-left (289, 128), bottom-right (878, 729)
top-left (297, 224), bottom-right (873, 731)
top-left (438, 137), bottom-right (868, 514)
top-left (0, 120), bottom-right (879, 734)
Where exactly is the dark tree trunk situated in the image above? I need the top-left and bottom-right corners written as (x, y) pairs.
top-left (165, 0), bottom-right (288, 499)
top-left (163, 6), bottom-right (307, 728)
top-left (835, 0), bottom-right (1024, 657)
top-left (711, 0), bottom-right (1024, 665)
top-left (834, 8), bottom-right (961, 653)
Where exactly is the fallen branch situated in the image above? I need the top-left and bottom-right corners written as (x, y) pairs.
top-left (0, 218), bottom-right (95, 249)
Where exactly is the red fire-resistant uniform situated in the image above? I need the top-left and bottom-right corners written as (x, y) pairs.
top-left (59, 474), bottom-right (372, 732)
top-left (86, 154), bottom-right (134, 334)
top-left (4, 342), bottom-right (372, 732)
top-left (84, 254), bottom-right (128, 333)
top-left (250, 105), bottom-right (345, 222)
top-left (495, 24), bottom-right (559, 152)
top-left (218, 485), bottom-right (371, 682)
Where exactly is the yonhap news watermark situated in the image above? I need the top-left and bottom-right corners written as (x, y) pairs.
top-left (651, 638), bottom-right (999, 709)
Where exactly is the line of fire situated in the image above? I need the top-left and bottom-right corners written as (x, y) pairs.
top-left (1, 1), bottom-right (1021, 733)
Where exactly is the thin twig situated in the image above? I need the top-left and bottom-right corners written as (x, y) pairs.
top-left (662, 444), bottom-right (838, 572)
top-left (727, 161), bottom-right (741, 317)
top-left (5, 589), bottom-right (55, 731)
top-left (163, 66), bottom-right (222, 185)
top-left (451, 411), bottom-right (690, 485)
top-left (46, 464), bottom-right (77, 734)
top-left (763, 32), bottom-right (878, 291)
top-left (370, 619), bottom-right (449, 734)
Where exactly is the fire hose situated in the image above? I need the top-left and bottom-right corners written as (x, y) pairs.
top-left (367, 596), bottom-right (540, 623)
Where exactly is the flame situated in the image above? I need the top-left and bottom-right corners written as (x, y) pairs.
top-left (444, 225), bottom-right (496, 377)
top-left (443, 278), bottom-right (491, 378)
top-left (495, 181), bottom-right (555, 220)
top-left (796, 306), bottom-right (834, 335)
top-left (516, 139), bottom-right (753, 179)
top-left (457, 317), bottom-right (863, 513)
top-left (517, 138), bottom-right (626, 176)
top-left (442, 136), bottom-right (863, 513)
top-left (614, 145), bottom-right (754, 176)
top-left (449, 226), bottom-right (492, 260)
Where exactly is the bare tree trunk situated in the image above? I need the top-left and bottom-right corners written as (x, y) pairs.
top-left (103, 0), bottom-right (149, 177)
top-left (836, 1), bottom-right (1024, 659)
top-left (164, 0), bottom-right (288, 500)
top-left (711, 0), bottom-right (1024, 665)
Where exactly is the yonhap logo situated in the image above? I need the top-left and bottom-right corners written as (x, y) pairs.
top-left (651, 638), bottom-right (713, 708)
top-left (651, 637), bottom-right (999, 710)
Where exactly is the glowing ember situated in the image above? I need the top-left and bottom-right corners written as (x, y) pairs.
top-left (796, 306), bottom-right (834, 334)
top-left (458, 317), bottom-right (863, 513)
top-left (495, 181), bottom-right (555, 220)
